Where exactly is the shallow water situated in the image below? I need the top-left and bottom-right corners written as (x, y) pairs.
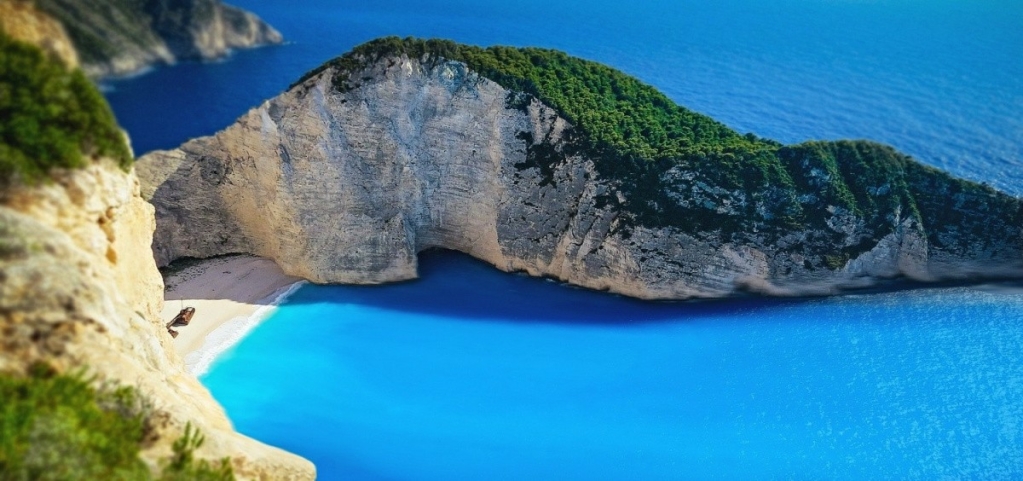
top-left (202, 252), bottom-right (1023, 479)
top-left (105, 0), bottom-right (1023, 477)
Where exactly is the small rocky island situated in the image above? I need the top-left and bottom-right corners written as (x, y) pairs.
top-left (140, 37), bottom-right (1023, 300)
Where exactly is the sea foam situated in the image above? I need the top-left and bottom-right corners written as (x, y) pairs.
top-left (185, 281), bottom-right (307, 376)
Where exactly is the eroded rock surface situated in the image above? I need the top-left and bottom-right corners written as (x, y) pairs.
top-left (0, 1), bottom-right (79, 68)
top-left (138, 55), bottom-right (1023, 299)
top-left (33, 0), bottom-right (282, 78)
top-left (0, 162), bottom-right (315, 480)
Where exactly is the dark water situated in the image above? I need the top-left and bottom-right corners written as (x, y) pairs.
top-left (105, 0), bottom-right (1023, 194)
top-left (203, 251), bottom-right (1023, 479)
top-left (101, 0), bottom-right (1023, 478)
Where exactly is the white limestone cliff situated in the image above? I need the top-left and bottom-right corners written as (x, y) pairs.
top-left (137, 55), bottom-right (1023, 299)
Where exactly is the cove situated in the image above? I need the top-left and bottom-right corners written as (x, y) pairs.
top-left (202, 251), bottom-right (1023, 479)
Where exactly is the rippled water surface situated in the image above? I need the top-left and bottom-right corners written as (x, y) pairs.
top-left (203, 252), bottom-right (1023, 479)
top-left (105, 0), bottom-right (1023, 478)
top-left (106, 0), bottom-right (1023, 194)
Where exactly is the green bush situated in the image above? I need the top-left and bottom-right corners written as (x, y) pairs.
top-left (295, 38), bottom-right (802, 233)
top-left (296, 37), bottom-right (758, 161)
top-left (297, 37), bottom-right (1022, 268)
top-left (0, 364), bottom-right (234, 480)
top-left (0, 30), bottom-right (131, 183)
top-left (0, 363), bottom-right (151, 480)
top-left (159, 423), bottom-right (234, 481)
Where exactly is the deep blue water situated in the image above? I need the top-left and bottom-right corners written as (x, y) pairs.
top-left (103, 0), bottom-right (1023, 478)
top-left (203, 252), bottom-right (1023, 479)
top-left (106, 0), bottom-right (1023, 194)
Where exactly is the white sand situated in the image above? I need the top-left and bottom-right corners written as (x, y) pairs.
top-left (161, 255), bottom-right (304, 375)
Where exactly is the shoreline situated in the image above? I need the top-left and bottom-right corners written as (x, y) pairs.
top-left (183, 280), bottom-right (306, 376)
top-left (160, 253), bottom-right (1023, 376)
top-left (160, 255), bottom-right (304, 375)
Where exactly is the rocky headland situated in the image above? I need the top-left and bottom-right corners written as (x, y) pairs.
top-left (139, 38), bottom-right (1023, 300)
top-left (30, 0), bottom-right (282, 78)
top-left (2, 29), bottom-right (1021, 479)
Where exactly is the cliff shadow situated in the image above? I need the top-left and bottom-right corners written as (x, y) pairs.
top-left (160, 253), bottom-right (303, 307)
top-left (274, 249), bottom-right (821, 325)
top-left (163, 249), bottom-right (1023, 326)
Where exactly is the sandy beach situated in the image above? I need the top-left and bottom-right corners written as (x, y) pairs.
top-left (160, 255), bottom-right (303, 374)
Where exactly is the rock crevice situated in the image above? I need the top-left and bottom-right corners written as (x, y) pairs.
top-left (0, 162), bottom-right (315, 480)
top-left (139, 55), bottom-right (1023, 300)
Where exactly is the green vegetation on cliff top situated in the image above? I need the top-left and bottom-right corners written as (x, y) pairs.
top-left (0, 364), bottom-right (234, 480)
top-left (297, 37), bottom-right (762, 162)
top-left (0, 30), bottom-right (131, 183)
top-left (300, 37), bottom-right (1022, 264)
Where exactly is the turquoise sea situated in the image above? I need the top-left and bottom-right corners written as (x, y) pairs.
top-left (104, 0), bottom-right (1023, 478)
top-left (203, 252), bottom-right (1023, 479)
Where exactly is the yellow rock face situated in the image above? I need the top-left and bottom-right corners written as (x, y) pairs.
top-left (0, 162), bottom-right (315, 480)
top-left (0, 1), bottom-right (79, 68)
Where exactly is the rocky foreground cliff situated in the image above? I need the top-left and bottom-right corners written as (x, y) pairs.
top-left (0, 164), bottom-right (313, 479)
top-left (29, 0), bottom-right (282, 77)
top-left (138, 38), bottom-right (1023, 300)
top-left (0, 28), bottom-right (313, 479)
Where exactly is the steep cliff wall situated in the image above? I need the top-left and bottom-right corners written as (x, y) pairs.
top-left (0, 1), bottom-right (78, 68)
top-left (0, 30), bottom-right (313, 478)
top-left (138, 48), bottom-right (1023, 300)
top-left (33, 0), bottom-right (282, 78)
top-left (0, 162), bottom-right (315, 479)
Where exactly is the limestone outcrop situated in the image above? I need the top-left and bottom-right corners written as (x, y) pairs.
top-left (0, 162), bottom-right (315, 479)
top-left (138, 52), bottom-right (1023, 300)
top-left (0, 1), bottom-right (79, 68)
top-left (33, 0), bottom-right (282, 78)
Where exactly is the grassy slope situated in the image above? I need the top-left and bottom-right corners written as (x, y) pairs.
top-left (0, 30), bottom-right (132, 183)
top-left (299, 37), bottom-right (1022, 264)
